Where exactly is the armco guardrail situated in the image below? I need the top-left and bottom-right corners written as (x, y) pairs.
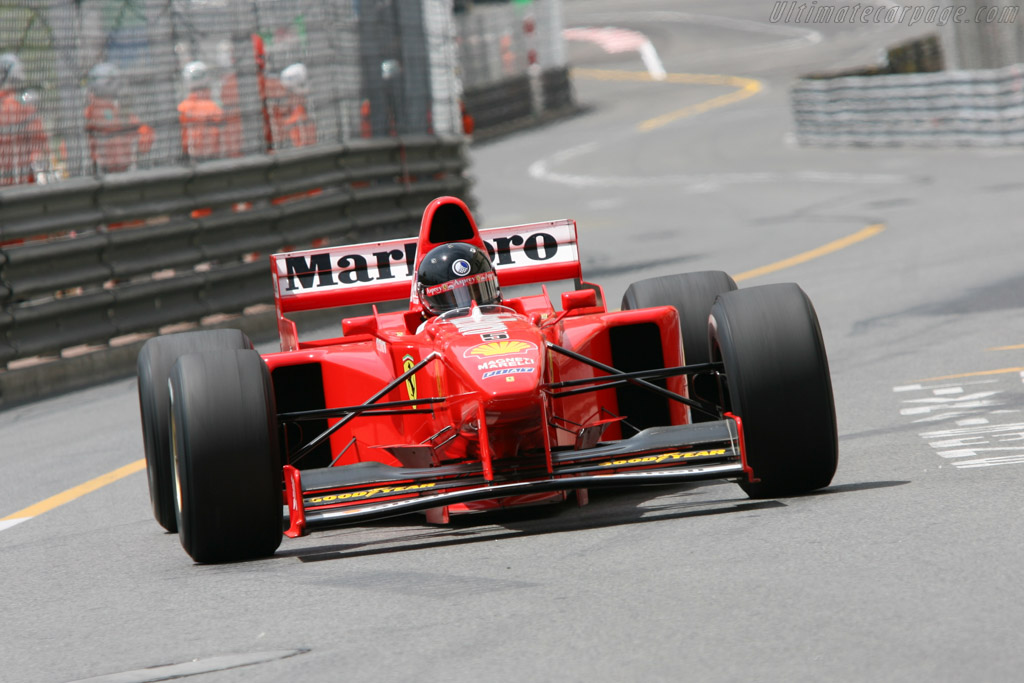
top-left (0, 136), bottom-right (471, 373)
top-left (464, 66), bottom-right (579, 141)
top-left (464, 75), bottom-right (535, 133)
top-left (541, 67), bottom-right (576, 112)
top-left (792, 62), bottom-right (1024, 146)
top-left (454, 0), bottom-right (577, 137)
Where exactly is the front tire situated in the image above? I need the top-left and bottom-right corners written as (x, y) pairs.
top-left (137, 329), bottom-right (251, 532)
top-left (170, 349), bottom-right (282, 563)
top-left (709, 283), bottom-right (837, 498)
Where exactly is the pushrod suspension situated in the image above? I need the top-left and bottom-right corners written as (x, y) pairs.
top-left (279, 396), bottom-right (446, 421)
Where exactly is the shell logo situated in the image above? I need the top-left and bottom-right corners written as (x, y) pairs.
top-left (464, 340), bottom-right (538, 358)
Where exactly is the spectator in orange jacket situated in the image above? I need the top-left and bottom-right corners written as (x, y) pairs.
top-left (278, 63), bottom-right (316, 148)
top-left (84, 63), bottom-right (154, 174)
top-left (0, 53), bottom-right (48, 185)
top-left (177, 61), bottom-right (223, 161)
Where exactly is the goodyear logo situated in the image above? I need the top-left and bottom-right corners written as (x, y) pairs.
top-left (308, 482), bottom-right (436, 504)
top-left (465, 340), bottom-right (538, 358)
top-left (402, 354), bottom-right (417, 400)
top-left (599, 449), bottom-right (726, 467)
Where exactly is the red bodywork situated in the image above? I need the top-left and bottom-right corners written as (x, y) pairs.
top-left (265, 197), bottom-right (747, 535)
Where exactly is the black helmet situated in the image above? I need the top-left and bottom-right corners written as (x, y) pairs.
top-left (415, 242), bottom-right (501, 316)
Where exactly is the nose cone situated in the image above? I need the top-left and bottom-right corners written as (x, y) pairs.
top-left (430, 306), bottom-right (545, 401)
top-left (442, 329), bottom-right (544, 401)
top-left (464, 339), bottom-right (542, 396)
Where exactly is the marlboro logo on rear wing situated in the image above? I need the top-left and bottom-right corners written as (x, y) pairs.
top-left (271, 220), bottom-right (581, 313)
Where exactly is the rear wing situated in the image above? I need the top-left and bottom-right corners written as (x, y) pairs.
top-left (271, 219), bottom-right (581, 314)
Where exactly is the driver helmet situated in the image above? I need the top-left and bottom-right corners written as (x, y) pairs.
top-left (0, 53), bottom-right (25, 90)
top-left (280, 63), bottom-right (309, 96)
top-left (415, 242), bottom-right (501, 316)
top-left (182, 61), bottom-right (210, 92)
top-left (88, 62), bottom-right (120, 98)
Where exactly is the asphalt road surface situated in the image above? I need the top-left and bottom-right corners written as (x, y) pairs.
top-left (5, 1), bottom-right (1024, 681)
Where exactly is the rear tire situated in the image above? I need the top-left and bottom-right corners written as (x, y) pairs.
top-left (622, 271), bottom-right (737, 421)
top-left (169, 349), bottom-right (282, 563)
top-left (137, 329), bottom-right (251, 532)
top-left (709, 284), bottom-right (837, 498)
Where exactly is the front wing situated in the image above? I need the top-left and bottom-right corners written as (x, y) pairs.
top-left (282, 416), bottom-right (751, 537)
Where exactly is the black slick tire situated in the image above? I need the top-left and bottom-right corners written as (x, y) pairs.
top-left (709, 283), bottom-right (837, 498)
top-left (622, 271), bottom-right (738, 421)
top-left (137, 329), bottom-right (251, 532)
top-left (170, 349), bottom-right (282, 563)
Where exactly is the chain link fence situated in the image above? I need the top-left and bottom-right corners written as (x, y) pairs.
top-left (0, 0), bottom-right (464, 184)
top-left (455, 0), bottom-right (565, 89)
top-left (453, 0), bottom-right (573, 136)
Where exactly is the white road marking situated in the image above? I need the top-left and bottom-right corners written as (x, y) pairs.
top-left (899, 391), bottom-right (1002, 418)
top-left (938, 447), bottom-right (1024, 458)
top-left (916, 416), bottom-right (1024, 466)
top-left (529, 152), bottom-right (919, 189)
top-left (70, 650), bottom-right (306, 682)
top-left (564, 27), bottom-right (666, 80)
top-left (912, 412), bottom-right (990, 424)
top-left (902, 391), bottom-right (999, 403)
top-left (638, 40), bottom-right (667, 80)
top-left (921, 422), bottom-right (1024, 440)
top-left (896, 382), bottom-right (1024, 468)
top-left (955, 455), bottom-right (1024, 468)
top-left (897, 380), bottom-right (997, 392)
top-left (0, 518), bottom-right (30, 532)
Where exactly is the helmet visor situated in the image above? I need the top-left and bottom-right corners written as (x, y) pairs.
top-left (421, 270), bottom-right (501, 314)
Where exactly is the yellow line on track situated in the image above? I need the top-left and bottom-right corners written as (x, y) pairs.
top-left (573, 68), bottom-right (882, 279)
top-left (734, 224), bottom-right (886, 282)
top-left (571, 68), bottom-right (763, 132)
top-left (989, 344), bottom-right (1024, 351)
top-left (0, 458), bottom-right (145, 524)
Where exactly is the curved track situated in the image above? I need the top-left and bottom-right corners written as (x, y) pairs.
top-left (5, 1), bottom-right (1024, 681)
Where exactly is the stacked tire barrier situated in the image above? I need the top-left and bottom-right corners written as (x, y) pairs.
top-left (0, 136), bottom-right (471, 405)
top-left (793, 35), bottom-right (1024, 146)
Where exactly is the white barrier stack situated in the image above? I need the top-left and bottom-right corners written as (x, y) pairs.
top-left (793, 63), bottom-right (1024, 146)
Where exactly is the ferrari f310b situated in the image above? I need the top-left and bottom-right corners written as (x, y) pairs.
top-left (137, 196), bottom-right (838, 563)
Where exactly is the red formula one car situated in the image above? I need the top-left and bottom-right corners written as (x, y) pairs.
top-left (137, 196), bottom-right (837, 563)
